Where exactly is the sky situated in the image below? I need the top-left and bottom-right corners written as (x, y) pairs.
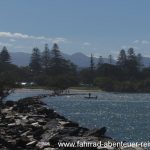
top-left (0, 0), bottom-right (150, 58)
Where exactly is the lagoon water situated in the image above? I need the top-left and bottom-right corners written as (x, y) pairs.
top-left (5, 89), bottom-right (51, 101)
top-left (6, 89), bottom-right (150, 142)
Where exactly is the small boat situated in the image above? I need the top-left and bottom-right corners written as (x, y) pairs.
top-left (84, 96), bottom-right (98, 99)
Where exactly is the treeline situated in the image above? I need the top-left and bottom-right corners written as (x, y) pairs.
top-left (0, 46), bottom-right (19, 100)
top-left (29, 43), bottom-right (78, 92)
top-left (1, 44), bottom-right (150, 94)
top-left (0, 43), bottom-right (78, 97)
top-left (80, 48), bottom-right (150, 92)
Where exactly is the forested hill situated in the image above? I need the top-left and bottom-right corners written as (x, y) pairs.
top-left (10, 52), bottom-right (150, 68)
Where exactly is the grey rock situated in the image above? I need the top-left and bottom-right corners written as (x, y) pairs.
top-left (21, 130), bottom-right (31, 137)
top-left (59, 121), bottom-right (79, 127)
top-left (36, 141), bottom-right (50, 149)
top-left (26, 140), bottom-right (37, 146)
top-left (84, 127), bottom-right (107, 137)
top-left (0, 96), bottom-right (119, 150)
top-left (37, 118), bottom-right (47, 125)
top-left (31, 122), bottom-right (41, 127)
top-left (7, 123), bottom-right (16, 127)
top-left (44, 148), bottom-right (59, 150)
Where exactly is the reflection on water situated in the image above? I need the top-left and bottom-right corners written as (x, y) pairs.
top-left (42, 92), bottom-right (150, 142)
top-left (6, 89), bottom-right (150, 142)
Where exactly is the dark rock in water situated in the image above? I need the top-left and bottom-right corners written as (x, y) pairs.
top-left (59, 120), bottom-right (79, 127)
top-left (58, 127), bottom-right (88, 137)
top-left (84, 127), bottom-right (107, 137)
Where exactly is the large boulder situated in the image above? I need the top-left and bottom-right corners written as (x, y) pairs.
top-left (84, 127), bottom-right (107, 137)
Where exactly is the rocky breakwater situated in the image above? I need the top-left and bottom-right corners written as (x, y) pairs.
top-left (0, 96), bottom-right (142, 150)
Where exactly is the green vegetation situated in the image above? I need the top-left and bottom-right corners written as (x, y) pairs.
top-left (1, 44), bottom-right (150, 94)
top-left (78, 48), bottom-right (150, 92)
top-left (29, 43), bottom-right (78, 94)
top-left (81, 48), bottom-right (150, 92)
top-left (0, 47), bottom-right (17, 102)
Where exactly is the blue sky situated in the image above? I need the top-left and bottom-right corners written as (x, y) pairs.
top-left (0, 0), bottom-right (150, 58)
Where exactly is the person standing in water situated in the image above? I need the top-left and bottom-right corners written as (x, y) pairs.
top-left (89, 93), bottom-right (91, 98)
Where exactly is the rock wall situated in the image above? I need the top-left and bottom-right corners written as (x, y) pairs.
top-left (0, 96), bottom-right (141, 150)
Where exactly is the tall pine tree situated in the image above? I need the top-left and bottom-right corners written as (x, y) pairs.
top-left (117, 49), bottom-right (127, 67)
top-left (42, 44), bottom-right (51, 73)
top-left (126, 48), bottom-right (138, 78)
top-left (97, 56), bottom-right (103, 68)
top-left (89, 53), bottom-right (95, 85)
top-left (50, 43), bottom-right (69, 75)
top-left (0, 46), bottom-right (11, 63)
top-left (48, 43), bottom-right (77, 92)
top-left (29, 47), bottom-right (41, 73)
top-left (137, 53), bottom-right (143, 71)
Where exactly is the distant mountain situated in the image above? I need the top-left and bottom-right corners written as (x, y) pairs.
top-left (70, 52), bottom-right (92, 67)
top-left (10, 52), bottom-right (30, 66)
top-left (142, 57), bottom-right (150, 67)
top-left (10, 52), bottom-right (150, 68)
top-left (67, 52), bottom-right (116, 67)
top-left (10, 52), bottom-right (115, 67)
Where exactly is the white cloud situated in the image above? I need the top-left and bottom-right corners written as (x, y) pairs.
top-left (0, 32), bottom-right (30, 39)
top-left (121, 45), bottom-right (139, 50)
top-left (0, 32), bottom-right (68, 44)
top-left (9, 39), bottom-right (16, 42)
top-left (141, 40), bottom-right (149, 44)
top-left (83, 42), bottom-right (91, 46)
top-left (51, 37), bottom-right (68, 44)
top-left (132, 40), bottom-right (139, 44)
top-left (132, 39), bottom-right (150, 45)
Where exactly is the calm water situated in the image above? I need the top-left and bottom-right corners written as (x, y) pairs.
top-left (6, 89), bottom-right (150, 142)
top-left (5, 89), bottom-right (51, 101)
